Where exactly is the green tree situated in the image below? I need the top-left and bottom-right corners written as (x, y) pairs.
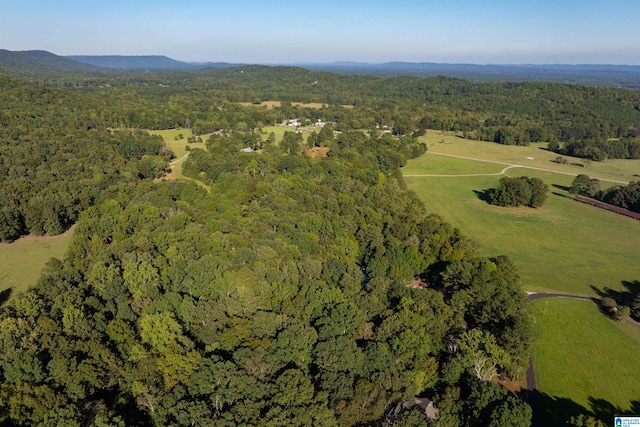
top-left (569, 174), bottom-right (600, 197)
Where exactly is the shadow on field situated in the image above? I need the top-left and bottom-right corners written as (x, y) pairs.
top-left (473, 189), bottom-right (494, 204)
top-left (590, 280), bottom-right (640, 320)
top-left (589, 397), bottom-right (640, 423)
top-left (527, 390), bottom-right (590, 426)
top-left (528, 391), bottom-right (636, 426)
top-left (0, 288), bottom-right (12, 307)
top-left (552, 183), bottom-right (571, 192)
top-left (551, 191), bottom-right (573, 199)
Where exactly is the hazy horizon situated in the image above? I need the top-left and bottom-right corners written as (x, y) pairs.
top-left (2, 0), bottom-right (639, 65)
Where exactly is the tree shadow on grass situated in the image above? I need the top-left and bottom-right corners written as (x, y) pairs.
top-left (526, 390), bottom-right (589, 427)
top-left (552, 183), bottom-right (571, 192)
top-left (552, 191), bottom-right (574, 199)
top-left (589, 397), bottom-right (640, 423)
top-left (590, 280), bottom-right (640, 320)
top-left (0, 287), bottom-right (12, 307)
top-left (526, 391), bottom-right (635, 426)
top-left (473, 189), bottom-right (494, 204)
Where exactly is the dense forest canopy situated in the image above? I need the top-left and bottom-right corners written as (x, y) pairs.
top-left (0, 88), bottom-right (534, 424)
top-left (1, 59), bottom-right (639, 425)
top-left (0, 77), bottom-right (171, 242)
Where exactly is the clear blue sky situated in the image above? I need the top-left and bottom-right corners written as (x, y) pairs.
top-left (1, 0), bottom-right (639, 64)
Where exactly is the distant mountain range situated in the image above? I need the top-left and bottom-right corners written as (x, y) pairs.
top-left (0, 49), bottom-right (106, 77)
top-left (296, 61), bottom-right (640, 87)
top-left (67, 55), bottom-right (241, 71)
top-left (1, 50), bottom-right (639, 89)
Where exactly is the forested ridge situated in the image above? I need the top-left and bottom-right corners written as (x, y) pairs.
top-left (0, 77), bottom-right (171, 242)
top-left (2, 61), bottom-right (639, 425)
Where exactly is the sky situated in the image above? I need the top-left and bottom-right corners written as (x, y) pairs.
top-left (1, 0), bottom-right (639, 65)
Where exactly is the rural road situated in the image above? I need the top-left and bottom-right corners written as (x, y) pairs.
top-left (404, 151), bottom-right (630, 185)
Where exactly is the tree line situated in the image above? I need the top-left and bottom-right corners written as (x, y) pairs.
top-left (570, 175), bottom-right (640, 214)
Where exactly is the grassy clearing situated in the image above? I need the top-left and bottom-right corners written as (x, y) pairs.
top-left (147, 129), bottom-right (211, 191)
top-left (0, 226), bottom-right (75, 302)
top-left (532, 299), bottom-right (640, 421)
top-left (260, 126), bottom-right (287, 143)
top-left (402, 153), bottom-right (505, 175)
top-left (148, 128), bottom-right (206, 159)
top-left (260, 125), bottom-right (319, 146)
top-left (404, 147), bottom-right (640, 296)
top-left (420, 131), bottom-right (640, 183)
top-left (405, 172), bottom-right (640, 295)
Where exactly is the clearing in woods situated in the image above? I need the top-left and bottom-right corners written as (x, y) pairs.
top-left (0, 225), bottom-right (76, 303)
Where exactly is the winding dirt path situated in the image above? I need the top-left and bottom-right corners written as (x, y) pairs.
top-left (170, 153), bottom-right (190, 166)
top-left (404, 151), bottom-right (630, 184)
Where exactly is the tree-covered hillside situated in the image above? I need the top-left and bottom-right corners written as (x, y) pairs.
top-left (0, 77), bottom-right (171, 242)
top-left (0, 129), bottom-right (533, 426)
top-left (0, 50), bottom-right (108, 80)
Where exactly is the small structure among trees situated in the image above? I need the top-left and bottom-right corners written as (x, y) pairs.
top-left (489, 176), bottom-right (549, 208)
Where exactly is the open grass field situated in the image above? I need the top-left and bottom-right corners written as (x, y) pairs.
top-left (403, 153), bottom-right (506, 175)
top-left (404, 137), bottom-right (640, 296)
top-left (531, 298), bottom-right (640, 422)
top-left (238, 101), bottom-right (352, 109)
top-left (0, 226), bottom-right (75, 303)
top-left (260, 125), bottom-right (287, 143)
top-left (419, 131), bottom-right (639, 183)
top-left (148, 128), bottom-right (207, 169)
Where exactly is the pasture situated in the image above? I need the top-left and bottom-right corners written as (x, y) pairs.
top-left (0, 226), bottom-right (75, 303)
top-left (418, 131), bottom-right (639, 184)
top-left (261, 125), bottom-right (318, 145)
top-left (531, 298), bottom-right (640, 423)
top-left (404, 137), bottom-right (640, 296)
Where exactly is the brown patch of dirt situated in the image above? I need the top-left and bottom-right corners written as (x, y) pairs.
top-left (411, 276), bottom-right (428, 288)
top-left (495, 375), bottom-right (522, 393)
top-left (306, 147), bottom-right (330, 158)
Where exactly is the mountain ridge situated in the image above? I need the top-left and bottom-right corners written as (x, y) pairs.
top-left (1, 50), bottom-right (639, 89)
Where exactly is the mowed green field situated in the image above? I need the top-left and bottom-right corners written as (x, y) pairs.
top-left (532, 299), bottom-right (640, 421)
top-left (418, 132), bottom-right (638, 183)
top-left (0, 226), bottom-right (75, 302)
top-left (404, 138), bottom-right (640, 296)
